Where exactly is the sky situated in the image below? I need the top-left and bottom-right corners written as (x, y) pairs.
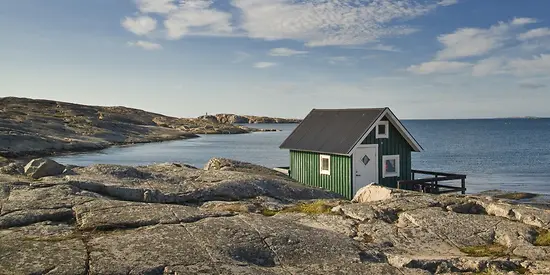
top-left (1, 0), bottom-right (550, 119)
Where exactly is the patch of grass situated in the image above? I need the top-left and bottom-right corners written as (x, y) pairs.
top-left (459, 244), bottom-right (508, 257)
top-left (261, 209), bottom-right (279, 217)
top-left (281, 200), bottom-right (337, 215)
top-left (514, 266), bottom-right (528, 274)
top-left (260, 200), bottom-right (338, 216)
top-left (494, 192), bottom-right (538, 200)
top-left (534, 229), bottom-right (550, 246)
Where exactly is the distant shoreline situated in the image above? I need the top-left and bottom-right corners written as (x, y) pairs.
top-left (402, 117), bottom-right (549, 121)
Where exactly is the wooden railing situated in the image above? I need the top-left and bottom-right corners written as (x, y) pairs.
top-left (397, 169), bottom-right (467, 194)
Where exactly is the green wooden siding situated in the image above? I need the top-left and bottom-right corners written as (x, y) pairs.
top-left (290, 150), bottom-right (352, 199)
top-left (361, 117), bottom-right (413, 188)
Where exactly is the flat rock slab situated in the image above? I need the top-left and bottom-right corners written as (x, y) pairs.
top-left (61, 163), bottom-right (340, 204)
top-left (0, 222), bottom-right (87, 275)
top-left (401, 208), bottom-right (535, 249)
top-left (0, 184), bottom-right (96, 228)
top-left (1, 185), bottom-right (94, 214)
top-left (359, 219), bottom-right (464, 258)
top-left (87, 215), bottom-right (408, 274)
top-left (74, 199), bottom-right (235, 230)
top-left (274, 212), bottom-right (358, 238)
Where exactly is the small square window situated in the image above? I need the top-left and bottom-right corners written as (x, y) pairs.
top-left (320, 155), bottom-right (330, 175)
top-left (382, 155), bottom-right (400, 178)
top-left (378, 124), bottom-right (386, 135)
top-left (376, 121), bottom-right (389, 139)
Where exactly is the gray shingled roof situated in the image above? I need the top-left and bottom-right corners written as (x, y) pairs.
top-left (279, 108), bottom-right (387, 155)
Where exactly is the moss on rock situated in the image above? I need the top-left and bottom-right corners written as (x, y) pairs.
top-left (261, 200), bottom-right (340, 216)
top-left (459, 244), bottom-right (508, 257)
top-left (494, 192), bottom-right (538, 200)
top-left (534, 229), bottom-right (550, 246)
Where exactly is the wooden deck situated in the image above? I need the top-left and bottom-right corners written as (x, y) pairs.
top-left (397, 169), bottom-right (467, 194)
top-left (274, 166), bottom-right (466, 195)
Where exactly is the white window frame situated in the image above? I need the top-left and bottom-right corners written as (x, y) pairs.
top-left (320, 155), bottom-right (331, 175)
top-left (382, 155), bottom-right (400, 178)
top-left (376, 121), bottom-right (389, 139)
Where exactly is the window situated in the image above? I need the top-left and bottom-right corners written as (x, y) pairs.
top-left (382, 155), bottom-right (400, 178)
top-left (320, 155), bottom-right (330, 175)
top-left (376, 121), bottom-right (389, 139)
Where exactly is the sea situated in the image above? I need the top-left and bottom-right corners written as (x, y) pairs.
top-left (52, 118), bottom-right (550, 196)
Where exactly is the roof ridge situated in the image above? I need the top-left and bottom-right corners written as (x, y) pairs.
top-left (312, 107), bottom-right (387, 111)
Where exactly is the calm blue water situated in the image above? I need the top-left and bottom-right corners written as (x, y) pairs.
top-left (52, 119), bottom-right (550, 195)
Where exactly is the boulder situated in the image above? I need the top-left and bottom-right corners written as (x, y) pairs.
top-left (24, 158), bottom-right (66, 179)
top-left (352, 183), bottom-right (398, 203)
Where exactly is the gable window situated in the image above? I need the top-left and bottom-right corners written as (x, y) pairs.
top-left (376, 121), bottom-right (389, 139)
top-left (382, 155), bottom-right (400, 178)
top-left (320, 155), bottom-right (331, 175)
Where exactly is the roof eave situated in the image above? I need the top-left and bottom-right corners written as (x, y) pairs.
top-left (281, 147), bottom-right (351, 156)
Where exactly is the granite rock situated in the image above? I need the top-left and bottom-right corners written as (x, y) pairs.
top-left (0, 159), bottom-right (549, 274)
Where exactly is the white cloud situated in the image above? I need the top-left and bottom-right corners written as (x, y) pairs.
top-left (328, 56), bottom-right (351, 65)
top-left (435, 17), bottom-right (542, 60)
top-left (507, 54), bottom-right (550, 76)
top-left (122, 16), bottom-right (157, 36)
top-left (438, 0), bottom-right (458, 6)
top-left (518, 28), bottom-right (550, 41)
top-left (253, 62), bottom-right (277, 68)
top-left (127, 40), bottom-right (163, 50)
top-left (123, 0), bottom-right (457, 47)
top-left (363, 44), bottom-right (402, 52)
top-left (436, 22), bottom-right (511, 60)
top-left (407, 61), bottom-right (471, 74)
top-left (164, 0), bottom-right (234, 39)
top-left (268, 48), bottom-right (308, 56)
top-left (511, 17), bottom-right (538, 26)
top-left (135, 0), bottom-right (177, 14)
top-left (471, 58), bottom-right (504, 77)
top-left (228, 0), bottom-right (442, 47)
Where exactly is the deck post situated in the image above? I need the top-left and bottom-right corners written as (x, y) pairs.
top-left (461, 178), bottom-right (466, 194)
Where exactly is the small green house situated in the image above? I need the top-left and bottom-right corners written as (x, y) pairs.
top-left (279, 108), bottom-right (423, 199)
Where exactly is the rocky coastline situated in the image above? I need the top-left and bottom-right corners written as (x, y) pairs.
top-left (2, 97), bottom-right (549, 274)
top-left (0, 157), bottom-right (549, 274)
top-left (0, 97), bottom-right (290, 160)
top-left (198, 113), bottom-right (301, 125)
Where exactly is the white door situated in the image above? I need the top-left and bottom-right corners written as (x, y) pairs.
top-left (353, 145), bottom-right (378, 195)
